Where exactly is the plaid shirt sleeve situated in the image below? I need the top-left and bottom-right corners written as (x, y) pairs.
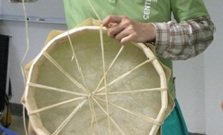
top-left (152, 16), bottom-right (215, 60)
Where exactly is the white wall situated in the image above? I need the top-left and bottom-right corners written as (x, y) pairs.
top-left (0, 1), bottom-right (2, 14)
top-left (0, 21), bottom-right (66, 103)
top-left (174, 55), bottom-right (206, 133)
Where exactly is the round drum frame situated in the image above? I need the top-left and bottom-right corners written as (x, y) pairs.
top-left (23, 26), bottom-right (169, 135)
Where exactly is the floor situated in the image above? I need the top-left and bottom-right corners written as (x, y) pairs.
top-left (8, 115), bottom-right (26, 135)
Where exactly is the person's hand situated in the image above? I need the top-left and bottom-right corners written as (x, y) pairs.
top-left (102, 15), bottom-right (156, 43)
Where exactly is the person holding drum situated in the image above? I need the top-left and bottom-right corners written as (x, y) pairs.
top-left (63, 0), bottom-right (215, 134)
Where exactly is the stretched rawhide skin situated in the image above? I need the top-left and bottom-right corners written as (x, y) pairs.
top-left (23, 26), bottom-right (171, 135)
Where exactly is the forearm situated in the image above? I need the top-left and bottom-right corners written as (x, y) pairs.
top-left (152, 16), bottom-right (215, 60)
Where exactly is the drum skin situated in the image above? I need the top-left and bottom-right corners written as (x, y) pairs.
top-left (23, 26), bottom-right (170, 135)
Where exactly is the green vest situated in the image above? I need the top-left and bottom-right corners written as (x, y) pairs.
top-left (64, 0), bottom-right (208, 27)
top-left (63, 0), bottom-right (209, 134)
